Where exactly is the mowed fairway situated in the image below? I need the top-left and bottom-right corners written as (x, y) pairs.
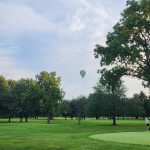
top-left (0, 118), bottom-right (150, 150)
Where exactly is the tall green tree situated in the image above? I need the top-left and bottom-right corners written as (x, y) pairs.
top-left (86, 92), bottom-right (106, 119)
top-left (77, 96), bottom-right (87, 124)
top-left (0, 76), bottom-right (9, 118)
top-left (6, 80), bottom-right (17, 122)
top-left (60, 100), bottom-right (70, 120)
top-left (125, 94), bottom-right (145, 118)
top-left (13, 78), bottom-right (33, 122)
top-left (36, 71), bottom-right (63, 123)
top-left (69, 100), bottom-right (77, 120)
top-left (99, 68), bottom-right (126, 125)
top-left (94, 0), bottom-right (150, 87)
top-left (24, 80), bottom-right (42, 119)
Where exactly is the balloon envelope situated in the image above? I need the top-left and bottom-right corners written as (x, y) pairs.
top-left (80, 70), bottom-right (86, 78)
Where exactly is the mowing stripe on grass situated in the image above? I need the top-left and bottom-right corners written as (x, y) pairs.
top-left (89, 132), bottom-right (150, 145)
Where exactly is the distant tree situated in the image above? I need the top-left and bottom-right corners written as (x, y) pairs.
top-left (138, 91), bottom-right (150, 117)
top-left (125, 95), bottom-right (145, 118)
top-left (86, 91), bottom-right (106, 119)
top-left (0, 76), bottom-right (9, 119)
top-left (74, 96), bottom-right (87, 125)
top-left (36, 71), bottom-right (63, 123)
top-left (13, 78), bottom-right (33, 122)
top-left (60, 100), bottom-right (70, 120)
top-left (69, 100), bottom-right (77, 120)
top-left (99, 68), bottom-right (126, 125)
top-left (146, 96), bottom-right (150, 117)
top-left (87, 81), bottom-right (126, 121)
top-left (5, 80), bottom-right (17, 122)
top-left (25, 80), bottom-right (42, 119)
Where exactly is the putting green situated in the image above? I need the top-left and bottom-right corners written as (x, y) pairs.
top-left (90, 132), bottom-right (150, 145)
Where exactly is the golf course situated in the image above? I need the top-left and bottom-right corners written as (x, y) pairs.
top-left (0, 118), bottom-right (150, 150)
top-left (0, 0), bottom-right (150, 149)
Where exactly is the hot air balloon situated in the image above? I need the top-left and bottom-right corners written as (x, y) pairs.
top-left (80, 70), bottom-right (86, 78)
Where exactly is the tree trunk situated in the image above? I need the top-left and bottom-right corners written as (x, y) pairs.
top-left (96, 116), bottom-right (99, 120)
top-left (135, 116), bottom-right (138, 119)
top-left (112, 93), bottom-right (116, 125)
top-left (112, 116), bottom-right (116, 125)
top-left (34, 116), bottom-right (38, 119)
top-left (78, 116), bottom-right (81, 125)
top-left (65, 116), bottom-right (67, 120)
top-left (83, 116), bottom-right (86, 120)
top-left (8, 117), bottom-right (11, 123)
top-left (25, 116), bottom-right (28, 122)
top-left (47, 114), bottom-right (50, 124)
top-left (20, 116), bottom-right (23, 122)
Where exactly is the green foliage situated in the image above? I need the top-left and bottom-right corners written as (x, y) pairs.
top-left (74, 96), bottom-right (87, 125)
top-left (36, 71), bottom-right (63, 123)
top-left (0, 71), bottom-right (64, 123)
top-left (125, 96), bottom-right (145, 118)
top-left (100, 67), bottom-right (127, 94)
top-left (86, 88), bottom-right (126, 121)
top-left (12, 78), bottom-right (34, 122)
top-left (86, 91), bottom-right (106, 119)
top-left (60, 100), bottom-right (70, 119)
top-left (94, 0), bottom-right (150, 87)
top-left (68, 96), bottom-right (87, 124)
top-left (0, 75), bottom-right (9, 117)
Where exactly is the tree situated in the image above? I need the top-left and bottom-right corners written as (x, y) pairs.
top-left (0, 76), bottom-right (9, 119)
top-left (60, 100), bottom-right (70, 120)
top-left (13, 78), bottom-right (33, 122)
top-left (94, 0), bottom-right (150, 87)
top-left (36, 71), bottom-right (63, 123)
top-left (69, 100), bottom-right (77, 120)
top-left (138, 91), bottom-right (150, 117)
top-left (6, 80), bottom-right (17, 122)
top-left (68, 96), bottom-right (87, 124)
top-left (24, 80), bottom-right (42, 119)
top-left (99, 68), bottom-right (127, 125)
top-left (125, 95), bottom-right (145, 118)
top-left (73, 96), bottom-right (86, 125)
top-left (86, 91), bottom-right (106, 119)
top-left (146, 96), bottom-right (150, 117)
top-left (88, 79), bottom-right (126, 123)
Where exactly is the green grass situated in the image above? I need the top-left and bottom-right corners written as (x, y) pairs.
top-left (0, 118), bottom-right (149, 150)
top-left (90, 131), bottom-right (150, 145)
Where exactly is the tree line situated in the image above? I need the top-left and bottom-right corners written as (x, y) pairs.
top-left (60, 86), bottom-right (150, 125)
top-left (0, 71), bottom-right (64, 123)
top-left (0, 71), bottom-right (150, 125)
top-left (58, 0), bottom-right (150, 126)
top-left (0, 0), bottom-right (149, 125)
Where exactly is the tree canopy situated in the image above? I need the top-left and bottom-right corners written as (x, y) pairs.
top-left (36, 71), bottom-right (64, 123)
top-left (94, 0), bottom-right (150, 87)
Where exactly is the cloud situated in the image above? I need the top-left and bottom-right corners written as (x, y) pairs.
top-left (0, 0), bottom-right (142, 99)
top-left (122, 77), bottom-right (149, 97)
top-left (0, 1), bottom-right (54, 79)
top-left (0, 56), bottom-right (33, 80)
top-left (0, 2), bottom-right (51, 34)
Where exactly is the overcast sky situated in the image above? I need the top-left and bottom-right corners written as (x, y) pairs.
top-left (0, 0), bottom-right (148, 99)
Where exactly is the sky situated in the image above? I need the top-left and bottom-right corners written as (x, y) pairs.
top-left (0, 0), bottom-right (148, 99)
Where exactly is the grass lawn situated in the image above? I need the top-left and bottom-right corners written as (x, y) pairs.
top-left (90, 131), bottom-right (150, 145)
top-left (0, 118), bottom-right (149, 150)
